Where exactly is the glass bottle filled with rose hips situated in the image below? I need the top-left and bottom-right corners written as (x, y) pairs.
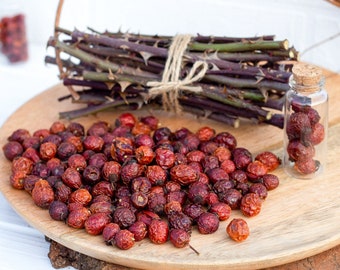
top-left (0, 1), bottom-right (28, 63)
top-left (283, 63), bottom-right (328, 179)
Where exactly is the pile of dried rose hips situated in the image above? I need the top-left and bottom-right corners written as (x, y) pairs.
top-left (3, 113), bottom-right (281, 250)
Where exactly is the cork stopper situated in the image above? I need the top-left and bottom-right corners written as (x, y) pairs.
top-left (291, 63), bottom-right (323, 92)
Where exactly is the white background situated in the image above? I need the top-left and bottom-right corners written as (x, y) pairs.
top-left (0, 1), bottom-right (339, 269)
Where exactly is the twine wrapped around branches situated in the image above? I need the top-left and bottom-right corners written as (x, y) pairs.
top-left (147, 34), bottom-right (208, 114)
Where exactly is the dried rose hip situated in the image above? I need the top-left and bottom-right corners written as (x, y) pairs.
top-left (226, 218), bottom-right (250, 242)
top-left (197, 212), bottom-right (219, 234)
top-left (49, 200), bottom-right (69, 221)
top-left (155, 148), bottom-right (176, 169)
top-left (287, 139), bottom-right (315, 162)
top-left (286, 112), bottom-right (312, 141)
top-left (128, 221), bottom-right (148, 241)
top-left (113, 206), bottom-right (136, 228)
top-left (85, 212), bottom-right (111, 235)
top-left (164, 201), bottom-right (182, 215)
top-left (102, 223), bottom-right (120, 244)
top-left (209, 202), bottom-right (231, 221)
top-left (114, 229), bottom-right (135, 250)
top-left (249, 183), bottom-right (268, 200)
top-left (2, 141), bottom-right (23, 161)
top-left (32, 179), bottom-right (54, 209)
top-left (240, 193), bottom-right (262, 217)
top-left (135, 145), bottom-right (155, 165)
top-left (89, 201), bottom-right (113, 215)
top-left (187, 182), bottom-right (209, 205)
top-left (140, 115), bottom-right (159, 130)
top-left (232, 147), bottom-right (252, 170)
top-left (246, 160), bottom-right (268, 182)
top-left (196, 126), bottom-right (216, 142)
top-left (67, 206), bottom-right (91, 229)
top-left (170, 164), bottom-right (198, 185)
top-left (213, 131), bottom-right (237, 150)
top-left (132, 121), bottom-right (152, 136)
top-left (170, 228), bottom-right (191, 248)
top-left (183, 203), bottom-right (205, 222)
top-left (294, 158), bottom-right (318, 174)
top-left (11, 156), bottom-right (33, 175)
top-left (115, 112), bottom-right (137, 129)
top-left (69, 188), bottom-right (92, 206)
top-left (255, 151), bottom-right (281, 172)
top-left (57, 142), bottom-right (77, 160)
top-left (262, 174), bottom-right (280, 191)
top-left (148, 219), bottom-right (169, 244)
top-left (213, 146), bottom-right (232, 163)
top-left (62, 167), bottom-right (82, 189)
top-left (167, 211), bottom-right (193, 232)
top-left (308, 122), bottom-right (325, 145)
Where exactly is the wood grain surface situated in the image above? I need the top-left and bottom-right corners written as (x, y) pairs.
top-left (0, 70), bottom-right (339, 270)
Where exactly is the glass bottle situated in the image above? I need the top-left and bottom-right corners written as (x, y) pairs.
top-left (0, 1), bottom-right (28, 63)
top-left (283, 63), bottom-right (328, 179)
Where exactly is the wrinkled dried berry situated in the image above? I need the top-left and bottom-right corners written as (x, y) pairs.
top-left (85, 212), bottom-right (111, 235)
top-left (209, 202), bottom-right (231, 221)
top-left (32, 179), bottom-right (54, 209)
top-left (113, 206), bottom-right (136, 228)
top-left (102, 223), bottom-right (120, 244)
top-left (2, 141), bottom-right (23, 161)
top-left (197, 212), bottom-right (219, 234)
top-left (49, 200), bottom-right (69, 221)
top-left (170, 228), bottom-right (191, 248)
top-left (114, 229), bottom-right (135, 250)
top-left (148, 219), bottom-right (169, 244)
top-left (167, 211), bottom-right (192, 232)
top-left (128, 221), bottom-right (148, 241)
top-left (170, 164), bottom-right (198, 186)
top-left (255, 151), bottom-right (281, 172)
top-left (240, 193), bottom-right (262, 217)
top-left (262, 174), bottom-right (280, 191)
top-left (232, 147), bottom-right (252, 170)
top-left (226, 218), bottom-right (249, 242)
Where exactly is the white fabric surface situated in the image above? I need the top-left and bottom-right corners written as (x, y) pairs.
top-left (0, 1), bottom-right (339, 269)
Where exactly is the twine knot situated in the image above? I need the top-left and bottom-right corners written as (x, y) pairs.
top-left (146, 34), bottom-right (208, 114)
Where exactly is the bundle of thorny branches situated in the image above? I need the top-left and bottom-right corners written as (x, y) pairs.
top-left (45, 27), bottom-right (299, 128)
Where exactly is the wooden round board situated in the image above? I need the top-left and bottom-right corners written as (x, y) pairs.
top-left (1, 70), bottom-right (340, 269)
